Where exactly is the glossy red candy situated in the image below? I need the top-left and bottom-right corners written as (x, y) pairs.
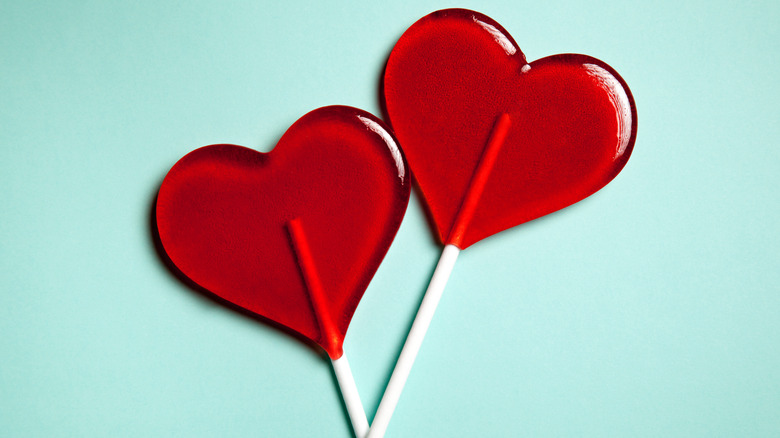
top-left (384, 9), bottom-right (637, 249)
top-left (156, 106), bottom-right (410, 359)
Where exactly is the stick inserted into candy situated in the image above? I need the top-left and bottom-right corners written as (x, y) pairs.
top-left (369, 9), bottom-right (637, 437)
top-left (368, 114), bottom-right (510, 437)
top-left (287, 218), bottom-right (368, 437)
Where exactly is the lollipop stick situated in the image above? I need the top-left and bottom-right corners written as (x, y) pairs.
top-left (367, 244), bottom-right (460, 438)
top-left (367, 114), bottom-right (511, 438)
top-left (287, 218), bottom-right (369, 438)
top-left (331, 353), bottom-right (368, 438)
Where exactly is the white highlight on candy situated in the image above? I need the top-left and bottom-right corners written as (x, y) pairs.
top-left (583, 63), bottom-right (633, 159)
top-left (358, 115), bottom-right (406, 183)
top-left (472, 15), bottom-right (516, 56)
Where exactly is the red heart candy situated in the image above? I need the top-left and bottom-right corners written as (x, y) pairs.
top-left (383, 9), bottom-right (637, 249)
top-left (156, 106), bottom-right (410, 359)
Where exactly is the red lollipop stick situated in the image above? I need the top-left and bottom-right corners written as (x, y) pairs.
top-left (367, 114), bottom-right (510, 438)
top-left (448, 113), bottom-right (512, 247)
top-left (286, 218), bottom-right (369, 438)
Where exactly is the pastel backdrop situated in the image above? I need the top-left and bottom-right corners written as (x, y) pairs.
top-left (1, 0), bottom-right (778, 436)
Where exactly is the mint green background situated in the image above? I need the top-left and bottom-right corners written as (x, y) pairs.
top-left (2, 1), bottom-right (778, 436)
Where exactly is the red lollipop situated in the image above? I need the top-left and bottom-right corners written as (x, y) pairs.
top-left (369, 9), bottom-right (637, 437)
top-left (156, 106), bottom-right (410, 437)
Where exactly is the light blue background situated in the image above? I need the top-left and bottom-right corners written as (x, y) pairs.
top-left (2, 1), bottom-right (778, 436)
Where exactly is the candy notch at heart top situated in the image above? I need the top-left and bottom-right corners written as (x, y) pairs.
top-left (156, 106), bottom-right (410, 359)
top-left (383, 8), bottom-right (637, 249)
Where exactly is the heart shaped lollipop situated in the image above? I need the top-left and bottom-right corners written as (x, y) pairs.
top-left (368, 10), bottom-right (637, 437)
top-left (156, 106), bottom-right (410, 437)
top-left (383, 8), bottom-right (636, 249)
top-left (157, 106), bottom-right (409, 359)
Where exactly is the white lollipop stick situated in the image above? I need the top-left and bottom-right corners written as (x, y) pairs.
top-left (367, 114), bottom-right (511, 438)
top-left (366, 244), bottom-right (459, 438)
top-left (331, 353), bottom-right (369, 438)
top-left (287, 218), bottom-right (369, 438)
